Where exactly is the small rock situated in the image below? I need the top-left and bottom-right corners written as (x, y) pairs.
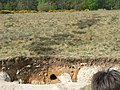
top-left (77, 66), bottom-right (100, 83)
top-left (0, 71), bottom-right (11, 82)
top-left (80, 63), bottom-right (87, 66)
top-left (16, 70), bottom-right (20, 75)
top-left (18, 79), bottom-right (24, 84)
top-left (58, 73), bottom-right (72, 84)
top-left (26, 65), bottom-right (31, 68)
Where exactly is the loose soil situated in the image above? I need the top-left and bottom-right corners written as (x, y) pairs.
top-left (0, 56), bottom-right (119, 84)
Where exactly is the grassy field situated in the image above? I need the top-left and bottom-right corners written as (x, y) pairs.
top-left (0, 10), bottom-right (120, 59)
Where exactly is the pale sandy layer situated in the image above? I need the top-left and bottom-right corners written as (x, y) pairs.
top-left (0, 81), bottom-right (89, 90)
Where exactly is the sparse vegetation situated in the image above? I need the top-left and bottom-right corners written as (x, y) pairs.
top-left (0, 10), bottom-right (120, 59)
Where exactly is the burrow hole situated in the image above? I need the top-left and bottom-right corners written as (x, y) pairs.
top-left (50, 74), bottom-right (57, 80)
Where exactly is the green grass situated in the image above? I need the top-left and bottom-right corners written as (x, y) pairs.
top-left (0, 10), bottom-right (120, 59)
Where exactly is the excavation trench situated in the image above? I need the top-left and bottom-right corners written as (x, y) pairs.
top-left (0, 56), bottom-right (119, 84)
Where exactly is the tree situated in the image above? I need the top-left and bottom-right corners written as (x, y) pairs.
top-left (16, 0), bottom-right (38, 10)
top-left (16, 0), bottom-right (28, 10)
top-left (0, 0), bottom-right (120, 11)
top-left (80, 0), bottom-right (98, 10)
top-left (37, 0), bottom-right (57, 11)
top-left (108, 0), bottom-right (120, 9)
top-left (4, 2), bottom-right (12, 10)
top-left (96, 0), bottom-right (105, 9)
top-left (0, 2), bottom-right (3, 10)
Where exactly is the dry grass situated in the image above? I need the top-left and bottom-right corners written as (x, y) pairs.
top-left (0, 10), bottom-right (120, 59)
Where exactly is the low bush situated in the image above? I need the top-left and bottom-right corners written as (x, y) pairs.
top-left (18, 10), bottom-right (38, 13)
top-left (48, 9), bottom-right (80, 12)
top-left (0, 10), bottom-right (14, 14)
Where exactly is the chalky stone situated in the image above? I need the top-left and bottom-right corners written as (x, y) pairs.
top-left (0, 71), bottom-right (11, 82)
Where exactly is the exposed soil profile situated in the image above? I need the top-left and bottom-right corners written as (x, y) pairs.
top-left (0, 56), bottom-right (119, 84)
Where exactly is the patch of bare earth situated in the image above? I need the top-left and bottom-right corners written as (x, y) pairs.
top-left (0, 56), bottom-right (119, 90)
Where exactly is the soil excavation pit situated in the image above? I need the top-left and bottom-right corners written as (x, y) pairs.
top-left (0, 56), bottom-right (119, 84)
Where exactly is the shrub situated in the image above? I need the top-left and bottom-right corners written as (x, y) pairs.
top-left (37, 2), bottom-right (57, 12)
top-left (48, 9), bottom-right (80, 13)
top-left (0, 10), bottom-right (14, 14)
